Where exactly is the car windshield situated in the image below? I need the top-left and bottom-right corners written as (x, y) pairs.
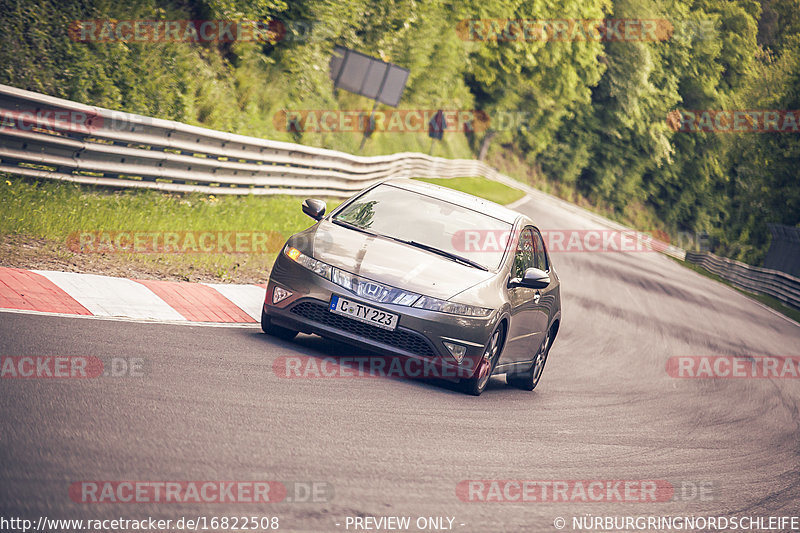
top-left (332, 184), bottom-right (513, 270)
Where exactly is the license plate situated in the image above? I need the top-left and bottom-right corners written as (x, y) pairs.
top-left (329, 295), bottom-right (399, 331)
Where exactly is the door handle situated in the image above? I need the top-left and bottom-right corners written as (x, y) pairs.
top-left (533, 290), bottom-right (541, 304)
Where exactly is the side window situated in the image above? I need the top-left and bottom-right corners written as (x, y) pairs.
top-left (512, 228), bottom-right (535, 280)
top-left (532, 229), bottom-right (548, 271)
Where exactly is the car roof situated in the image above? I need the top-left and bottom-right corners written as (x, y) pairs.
top-left (380, 178), bottom-right (522, 225)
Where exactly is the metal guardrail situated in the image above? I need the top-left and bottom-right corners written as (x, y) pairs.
top-left (3, 83), bottom-right (798, 311)
top-left (0, 83), bottom-right (491, 197)
top-left (685, 251), bottom-right (800, 310)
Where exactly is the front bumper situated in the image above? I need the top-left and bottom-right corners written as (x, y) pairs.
top-left (263, 252), bottom-right (500, 382)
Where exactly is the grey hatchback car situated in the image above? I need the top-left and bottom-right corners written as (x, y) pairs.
top-left (262, 179), bottom-right (561, 395)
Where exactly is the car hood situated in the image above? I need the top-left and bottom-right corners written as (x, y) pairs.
top-left (311, 220), bottom-right (494, 301)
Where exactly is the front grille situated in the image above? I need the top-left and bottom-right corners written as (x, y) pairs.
top-left (289, 301), bottom-right (437, 358)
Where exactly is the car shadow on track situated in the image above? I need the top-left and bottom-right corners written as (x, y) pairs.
top-left (252, 330), bottom-right (512, 396)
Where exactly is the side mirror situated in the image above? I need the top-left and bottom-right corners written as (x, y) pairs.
top-left (302, 198), bottom-right (326, 220)
top-left (519, 267), bottom-right (550, 289)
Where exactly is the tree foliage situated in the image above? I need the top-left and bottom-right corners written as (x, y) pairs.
top-left (0, 0), bottom-right (797, 265)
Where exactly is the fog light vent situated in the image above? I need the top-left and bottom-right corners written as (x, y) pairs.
top-left (272, 286), bottom-right (292, 304)
top-left (443, 341), bottom-right (467, 363)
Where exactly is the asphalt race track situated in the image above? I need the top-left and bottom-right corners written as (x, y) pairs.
top-left (2, 195), bottom-right (799, 532)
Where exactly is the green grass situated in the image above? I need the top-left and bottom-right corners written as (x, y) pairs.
top-left (670, 256), bottom-right (800, 323)
top-left (414, 176), bottom-right (525, 206)
top-left (0, 177), bottom-right (317, 237)
top-left (0, 174), bottom-right (521, 282)
top-left (0, 175), bottom-right (336, 282)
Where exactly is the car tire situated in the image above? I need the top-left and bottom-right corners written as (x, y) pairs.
top-left (261, 308), bottom-right (298, 340)
top-left (461, 324), bottom-right (506, 396)
top-left (507, 327), bottom-right (552, 391)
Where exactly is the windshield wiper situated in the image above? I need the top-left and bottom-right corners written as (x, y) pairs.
top-left (332, 218), bottom-right (379, 237)
top-left (332, 219), bottom-right (488, 271)
top-left (406, 240), bottom-right (489, 271)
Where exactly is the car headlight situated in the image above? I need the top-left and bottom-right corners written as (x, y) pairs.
top-left (413, 295), bottom-right (493, 317)
top-left (284, 246), bottom-right (332, 280)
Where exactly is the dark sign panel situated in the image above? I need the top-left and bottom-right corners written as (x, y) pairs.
top-left (329, 46), bottom-right (410, 107)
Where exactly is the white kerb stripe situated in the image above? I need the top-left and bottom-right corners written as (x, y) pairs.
top-left (202, 283), bottom-right (265, 321)
top-left (33, 270), bottom-right (186, 321)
